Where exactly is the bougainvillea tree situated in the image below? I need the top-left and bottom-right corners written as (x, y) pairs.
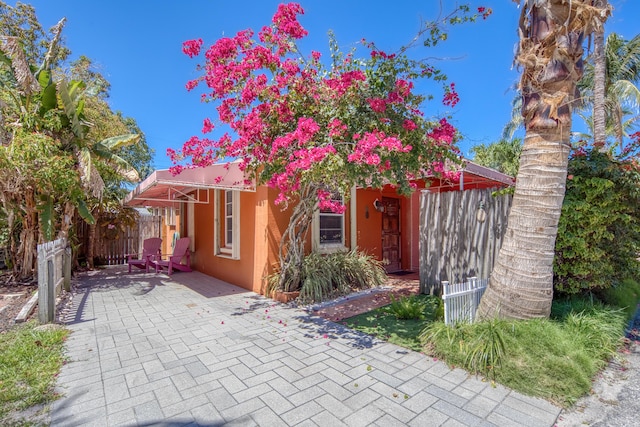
top-left (170, 3), bottom-right (487, 292)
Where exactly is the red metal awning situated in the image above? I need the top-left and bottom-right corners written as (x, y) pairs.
top-left (124, 161), bottom-right (255, 208)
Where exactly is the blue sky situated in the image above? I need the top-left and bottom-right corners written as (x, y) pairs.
top-left (14, 0), bottom-right (640, 170)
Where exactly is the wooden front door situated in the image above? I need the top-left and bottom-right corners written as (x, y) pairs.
top-left (381, 197), bottom-right (401, 273)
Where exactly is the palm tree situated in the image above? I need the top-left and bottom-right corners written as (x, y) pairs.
top-left (579, 32), bottom-right (640, 149)
top-left (477, 0), bottom-right (610, 320)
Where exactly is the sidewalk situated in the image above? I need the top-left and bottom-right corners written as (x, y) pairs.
top-left (50, 266), bottom-right (561, 426)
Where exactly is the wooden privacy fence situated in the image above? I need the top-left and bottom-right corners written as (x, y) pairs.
top-left (37, 237), bottom-right (71, 323)
top-left (77, 213), bottom-right (161, 266)
top-left (442, 277), bottom-right (488, 325)
top-left (419, 188), bottom-right (512, 295)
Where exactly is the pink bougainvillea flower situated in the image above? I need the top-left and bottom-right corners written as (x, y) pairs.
top-left (402, 119), bottom-right (417, 131)
top-left (185, 79), bottom-right (199, 91)
top-left (202, 118), bottom-right (214, 134)
top-left (182, 38), bottom-right (203, 58)
top-left (443, 83), bottom-right (460, 107)
top-left (367, 98), bottom-right (387, 113)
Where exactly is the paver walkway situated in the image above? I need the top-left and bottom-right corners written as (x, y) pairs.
top-left (51, 266), bottom-right (561, 426)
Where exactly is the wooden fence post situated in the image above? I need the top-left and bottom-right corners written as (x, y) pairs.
top-left (38, 259), bottom-right (55, 323)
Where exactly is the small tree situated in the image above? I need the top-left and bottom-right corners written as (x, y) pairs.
top-left (171, 3), bottom-right (488, 292)
top-left (470, 138), bottom-right (522, 176)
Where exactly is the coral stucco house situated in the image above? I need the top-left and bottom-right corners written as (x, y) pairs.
top-left (124, 160), bottom-right (513, 294)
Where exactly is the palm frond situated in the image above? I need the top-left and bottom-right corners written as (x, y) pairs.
top-left (0, 36), bottom-right (39, 95)
top-left (100, 134), bottom-right (140, 150)
top-left (75, 197), bottom-right (95, 225)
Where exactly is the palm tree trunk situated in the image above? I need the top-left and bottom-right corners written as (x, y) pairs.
top-left (477, 130), bottom-right (571, 319)
top-left (478, 0), bottom-right (608, 320)
top-left (592, 0), bottom-right (607, 148)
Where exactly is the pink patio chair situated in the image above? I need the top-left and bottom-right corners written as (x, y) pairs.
top-left (153, 237), bottom-right (192, 275)
top-left (127, 238), bottom-right (162, 273)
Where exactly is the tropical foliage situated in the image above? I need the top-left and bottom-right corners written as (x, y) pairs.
top-left (554, 145), bottom-right (640, 294)
top-left (267, 249), bottom-right (387, 304)
top-left (470, 137), bottom-right (521, 176)
top-left (0, 3), bottom-right (150, 277)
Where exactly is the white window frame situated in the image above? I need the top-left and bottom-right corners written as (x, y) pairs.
top-left (214, 189), bottom-right (240, 259)
top-left (313, 190), bottom-right (346, 253)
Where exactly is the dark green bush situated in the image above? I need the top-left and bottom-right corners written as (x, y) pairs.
top-left (598, 278), bottom-right (640, 321)
top-left (554, 150), bottom-right (640, 294)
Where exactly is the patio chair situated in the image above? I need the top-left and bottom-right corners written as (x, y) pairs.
top-left (127, 238), bottom-right (162, 273)
top-left (153, 237), bottom-right (192, 275)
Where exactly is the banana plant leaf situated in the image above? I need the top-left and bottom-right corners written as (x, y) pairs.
top-left (37, 194), bottom-right (55, 241)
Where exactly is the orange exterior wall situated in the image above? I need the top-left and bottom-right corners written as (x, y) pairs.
top-left (171, 187), bottom-right (297, 294)
top-left (190, 190), bottom-right (255, 291)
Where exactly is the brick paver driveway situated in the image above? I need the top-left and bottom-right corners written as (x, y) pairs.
top-left (50, 266), bottom-right (560, 426)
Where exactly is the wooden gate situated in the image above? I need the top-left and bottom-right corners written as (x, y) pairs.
top-left (419, 188), bottom-right (512, 295)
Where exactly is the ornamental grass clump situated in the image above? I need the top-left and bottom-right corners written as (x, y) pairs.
top-left (297, 250), bottom-right (386, 303)
top-left (598, 278), bottom-right (640, 321)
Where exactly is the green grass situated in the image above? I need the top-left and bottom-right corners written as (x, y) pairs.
top-left (342, 295), bottom-right (441, 352)
top-left (345, 295), bottom-right (628, 407)
top-left (424, 300), bottom-right (627, 407)
top-left (0, 322), bottom-right (69, 424)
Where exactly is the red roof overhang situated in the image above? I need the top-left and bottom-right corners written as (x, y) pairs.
top-left (124, 161), bottom-right (255, 208)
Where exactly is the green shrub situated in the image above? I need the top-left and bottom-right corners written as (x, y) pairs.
top-left (420, 317), bottom-right (507, 379)
top-left (386, 295), bottom-right (428, 320)
top-left (598, 278), bottom-right (640, 321)
top-left (554, 150), bottom-right (640, 294)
